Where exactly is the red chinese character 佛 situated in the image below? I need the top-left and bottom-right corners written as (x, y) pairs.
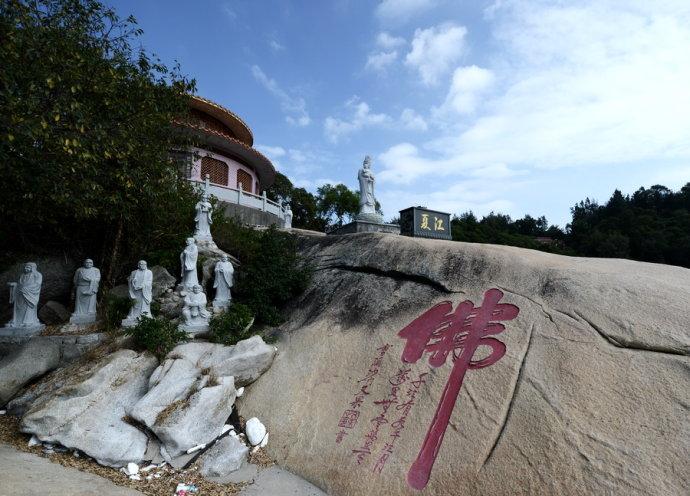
top-left (398, 288), bottom-right (519, 490)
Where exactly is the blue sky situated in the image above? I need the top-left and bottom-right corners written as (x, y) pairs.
top-left (109, 0), bottom-right (690, 226)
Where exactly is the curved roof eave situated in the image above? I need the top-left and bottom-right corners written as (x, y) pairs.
top-left (187, 125), bottom-right (276, 188)
top-left (188, 95), bottom-right (254, 147)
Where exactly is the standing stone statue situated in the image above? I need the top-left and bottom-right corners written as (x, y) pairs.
top-left (194, 193), bottom-right (213, 241)
top-left (180, 284), bottom-right (210, 333)
top-left (3, 262), bottom-right (44, 333)
top-left (180, 237), bottom-right (199, 290)
top-left (122, 260), bottom-right (153, 327)
top-left (357, 155), bottom-right (383, 222)
top-left (70, 259), bottom-right (100, 325)
top-left (283, 204), bottom-right (293, 229)
top-left (213, 254), bottom-right (234, 310)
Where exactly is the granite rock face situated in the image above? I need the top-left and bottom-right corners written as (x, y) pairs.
top-left (239, 232), bottom-right (690, 496)
top-left (20, 350), bottom-right (158, 467)
top-left (0, 338), bottom-right (61, 406)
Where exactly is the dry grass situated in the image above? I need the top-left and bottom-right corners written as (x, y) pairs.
top-left (41, 323), bottom-right (101, 336)
top-left (0, 415), bottom-right (246, 496)
top-left (154, 398), bottom-right (188, 425)
top-left (248, 447), bottom-right (274, 468)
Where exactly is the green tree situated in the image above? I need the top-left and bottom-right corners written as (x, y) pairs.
top-left (0, 0), bottom-right (197, 283)
top-left (316, 183), bottom-right (360, 228)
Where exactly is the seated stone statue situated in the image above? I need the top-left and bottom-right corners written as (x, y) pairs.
top-left (3, 262), bottom-right (44, 334)
top-left (70, 258), bottom-right (100, 325)
top-left (180, 284), bottom-right (210, 333)
top-left (121, 260), bottom-right (153, 327)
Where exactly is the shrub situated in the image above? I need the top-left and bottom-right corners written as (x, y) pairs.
top-left (124, 317), bottom-right (188, 360)
top-left (101, 293), bottom-right (132, 333)
top-left (208, 303), bottom-right (255, 346)
top-left (214, 219), bottom-right (311, 326)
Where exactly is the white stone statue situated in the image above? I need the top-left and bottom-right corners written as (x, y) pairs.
top-left (70, 259), bottom-right (100, 325)
top-left (283, 204), bottom-right (293, 229)
top-left (357, 155), bottom-right (383, 222)
top-left (3, 262), bottom-right (44, 333)
top-left (180, 284), bottom-right (210, 333)
top-left (180, 237), bottom-right (199, 290)
top-left (121, 260), bottom-right (153, 327)
top-left (213, 254), bottom-right (234, 310)
top-left (194, 193), bottom-right (213, 241)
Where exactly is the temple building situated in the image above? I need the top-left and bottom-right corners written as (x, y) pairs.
top-left (179, 96), bottom-right (286, 226)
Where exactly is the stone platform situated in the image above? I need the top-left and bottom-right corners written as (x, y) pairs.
top-left (328, 220), bottom-right (400, 236)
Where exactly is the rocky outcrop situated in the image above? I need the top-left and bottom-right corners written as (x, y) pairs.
top-left (0, 338), bottom-right (61, 406)
top-left (239, 232), bottom-right (690, 496)
top-left (20, 350), bottom-right (158, 467)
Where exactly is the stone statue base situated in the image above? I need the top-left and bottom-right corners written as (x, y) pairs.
top-left (328, 220), bottom-right (401, 236)
top-left (69, 313), bottom-right (97, 325)
top-left (121, 314), bottom-right (151, 328)
top-left (356, 212), bottom-right (384, 223)
top-left (0, 323), bottom-right (45, 337)
top-left (212, 299), bottom-right (230, 312)
top-left (194, 235), bottom-right (215, 246)
top-left (179, 321), bottom-right (209, 336)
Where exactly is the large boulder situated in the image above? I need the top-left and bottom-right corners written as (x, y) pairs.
top-left (168, 338), bottom-right (276, 387)
top-left (150, 375), bottom-right (236, 459)
top-left (20, 349), bottom-right (158, 467)
top-left (151, 265), bottom-right (176, 298)
top-left (199, 435), bottom-right (249, 478)
top-left (0, 338), bottom-right (61, 406)
top-left (128, 343), bottom-right (243, 459)
top-left (38, 300), bottom-right (71, 325)
top-left (238, 232), bottom-right (690, 496)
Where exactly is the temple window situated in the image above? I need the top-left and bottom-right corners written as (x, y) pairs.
top-left (237, 169), bottom-right (253, 191)
top-left (200, 156), bottom-right (229, 186)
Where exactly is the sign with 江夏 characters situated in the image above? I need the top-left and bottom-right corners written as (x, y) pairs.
top-left (399, 207), bottom-right (452, 240)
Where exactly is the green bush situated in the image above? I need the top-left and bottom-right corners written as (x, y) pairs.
top-left (213, 219), bottom-right (311, 326)
top-left (208, 303), bottom-right (255, 346)
top-left (101, 293), bottom-right (131, 333)
top-left (124, 317), bottom-right (189, 360)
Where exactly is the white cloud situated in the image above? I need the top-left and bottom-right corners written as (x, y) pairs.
top-left (251, 65), bottom-right (311, 127)
top-left (405, 23), bottom-right (467, 86)
top-left (221, 3), bottom-right (237, 20)
top-left (269, 39), bottom-right (285, 52)
top-left (437, 65), bottom-right (495, 115)
top-left (400, 108), bottom-right (428, 131)
top-left (324, 98), bottom-right (392, 143)
top-left (376, 32), bottom-right (406, 49)
top-left (376, 0), bottom-right (439, 24)
top-left (380, 1), bottom-right (690, 191)
top-left (365, 50), bottom-right (398, 72)
top-left (256, 145), bottom-right (286, 159)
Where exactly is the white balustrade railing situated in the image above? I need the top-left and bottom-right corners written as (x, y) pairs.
top-left (190, 180), bottom-right (285, 220)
